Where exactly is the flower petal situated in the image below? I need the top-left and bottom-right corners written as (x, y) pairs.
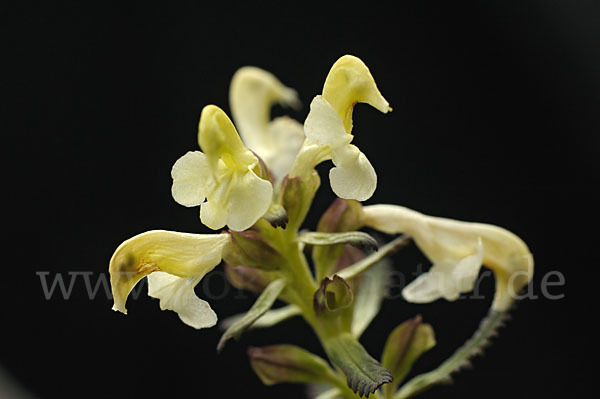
top-left (147, 272), bottom-right (217, 329)
top-left (451, 238), bottom-right (484, 293)
top-left (402, 270), bottom-right (446, 304)
top-left (263, 116), bottom-right (305, 178)
top-left (200, 199), bottom-right (229, 231)
top-left (363, 205), bottom-right (534, 311)
top-left (304, 96), bottom-right (351, 148)
top-left (226, 169), bottom-right (273, 231)
top-left (109, 230), bottom-right (231, 313)
top-left (171, 151), bottom-right (210, 207)
top-left (329, 145), bottom-right (377, 201)
top-left (198, 105), bottom-right (257, 170)
top-left (230, 66), bottom-right (301, 155)
top-left (322, 55), bottom-right (390, 133)
top-left (402, 240), bottom-right (483, 303)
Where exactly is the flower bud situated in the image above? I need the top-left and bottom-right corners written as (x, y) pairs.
top-left (221, 230), bottom-right (283, 270)
top-left (281, 173), bottom-right (320, 231)
top-left (313, 198), bottom-right (366, 279)
top-left (248, 345), bottom-right (340, 386)
top-left (224, 264), bottom-right (272, 293)
top-left (381, 315), bottom-right (436, 397)
top-left (314, 275), bottom-right (354, 315)
top-left (317, 198), bottom-right (364, 233)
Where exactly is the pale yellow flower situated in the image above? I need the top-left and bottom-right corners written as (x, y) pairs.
top-left (362, 205), bottom-right (534, 311)
top-left (109, 230), bottom-right (231, 328)
top-left (229, 66), bottom-right (304, 179)
top-left (171, 105), bottom-right (273, 231)
top-left (292, 55), bottom-right (390, 201)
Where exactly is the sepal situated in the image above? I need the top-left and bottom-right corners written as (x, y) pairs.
top-left (222, 230), bottom-right (284, 270)
top-left (224, 263), bottom-right (273, 293)
top-left (262, 202), bottom-right (289, 228)
top-left (380, 315), bottom-right (436, 398)
top-left (313, 198), bottom-right (365, 279)
top-left (281, 173), bottom-right (320, 231)
top-left (248, 345), bottom-right (341, 386)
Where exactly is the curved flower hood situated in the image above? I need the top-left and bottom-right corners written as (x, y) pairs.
top-left (362, 204), bottom-right (534, 311)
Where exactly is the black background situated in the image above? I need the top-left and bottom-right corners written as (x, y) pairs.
top-left (3, 1), bottom-right (598, 398)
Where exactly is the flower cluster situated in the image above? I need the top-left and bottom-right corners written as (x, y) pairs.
top-left (108, 55), bottom-right (534, 398)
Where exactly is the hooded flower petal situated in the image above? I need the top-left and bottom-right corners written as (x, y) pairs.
top-left (362, 205), bottom-right (534, 311)
top-left (172, 105), bottom-right (273, 231)
top-left (322, 55), bottom-right (390, 134)
top-left (229, 66), bottom-right (304, 178)
top-left (109, 230), bottom-right (231, 314)
top-left (147, 272), bottom-right (217, 329)
top-left (292, 55), bottom-right (388, 201)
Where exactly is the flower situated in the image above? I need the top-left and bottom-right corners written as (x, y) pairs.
top-left (362, 204), bottom-right (534, 311)
top-left (292, 55), bottom-right (391, 201)
top-left (229, 66), bottom-right (304, 179)
top-left (171, 104), bottom-right (273, 231)
top-left (109, 230), bottom-right (231, 328)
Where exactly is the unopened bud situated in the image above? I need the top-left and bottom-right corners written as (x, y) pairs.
top-left (248, 345), bottom-right (340, 386)
top-left (222, 230), bottom-right (283, 270)
top-left (314, 275), bottom-right (354, 315)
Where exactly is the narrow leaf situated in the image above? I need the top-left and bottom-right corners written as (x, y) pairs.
top-left (219, 305), bottom-right (301, 331)
top-left (394, 309), bottom-right (509, 399)
top-left (351, 259), bottom-right (392, 338)
top-left (299, 231), bottom-right (378, 252)
top-left (312, 388), bottom-right (343, 399)
top-left (337, 235), bottom-right (411, 281)
top-left (217, 278), bottom-right (287, 352)
top-left (324, 334), bottom-right (393, 397)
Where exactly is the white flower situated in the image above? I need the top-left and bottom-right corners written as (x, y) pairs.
top-left (403, 238), bottom-right (484, 303)
top-left (229, 66), bottom-right (304, 179)
top-left (109, 230), bottom-right (231, 329)
top-left (171, 105), bottom-right (273, 231)
top-left (362, 205), bottom-right (534, 311)
top-left (291, 55), bottom-right (390, 201)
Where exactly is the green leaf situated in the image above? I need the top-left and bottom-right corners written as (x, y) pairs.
top-left (311, 387), bottom-right (343, 399)
top-left (324, 333), bottom-right (393, 397)
top-left (381, 316), bottom-right (436, 398)
top-left (219, 305), bottom-right (301, 331)
top-left (351, 259), bottom-right (392, 338)
top-left (217, 278), bottom-right (287, 352)
top-left (298, 231), bottom-right (378, 252)
top-left (248, 344), bottom-right (342, 387)
top-left (337, 235), bottom-right (411, 281)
